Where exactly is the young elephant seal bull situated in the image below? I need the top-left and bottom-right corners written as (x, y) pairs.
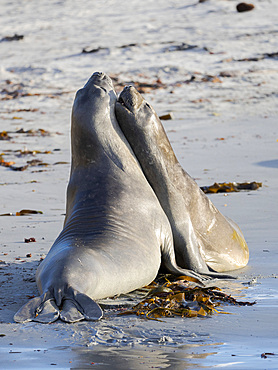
top-left (115, 86), bottom-right (249, 275)
top-left (14, 72), bottom-right (214, 324)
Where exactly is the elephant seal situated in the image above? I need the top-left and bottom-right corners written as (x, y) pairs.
top-left (14, 72), bottom-right (215, 324)
top-left (115, 86), bottom-right (249, 275)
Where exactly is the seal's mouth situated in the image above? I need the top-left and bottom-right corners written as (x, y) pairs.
top-left (118, 94), bottom-right (128, 109)
top-left (117, 86), bottom-right (134, 113)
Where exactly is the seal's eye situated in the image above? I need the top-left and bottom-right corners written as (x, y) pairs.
top-left (146, 103), bottom-right (151, 109)
top-left (100, 86), bottom-right (107, 93)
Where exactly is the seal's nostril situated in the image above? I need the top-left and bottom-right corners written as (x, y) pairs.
top-left (123, 85), bottom-right (133, 92)
top-left (93, 72), bottom-right (104, 79)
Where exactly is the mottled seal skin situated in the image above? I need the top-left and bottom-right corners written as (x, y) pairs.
top-left (14, 73), bottom-right (213, 324)
top-left (115, 86), bottom-right (249, 275)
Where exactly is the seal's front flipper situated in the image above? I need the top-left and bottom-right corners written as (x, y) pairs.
top-left (60, 293), bottom-right (103, 323)
top-left (202, 269), bottom-right (237, 279)
top-left (174, 215), bottom-right (236, 280)
top-left (161, 236), bottom-right (236, 284)
top-left (14, 294), bottom-right (59, 323)
top-left (164, 254), bottom-right (236, 282)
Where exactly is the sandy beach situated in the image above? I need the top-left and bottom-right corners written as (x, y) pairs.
top-left (1, 0), bottom-right (278, 368)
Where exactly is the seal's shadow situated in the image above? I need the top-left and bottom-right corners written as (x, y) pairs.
top-left (255, 159), bottom-right (278, 168)
top-left (0, 261), bottom-right (39, 323)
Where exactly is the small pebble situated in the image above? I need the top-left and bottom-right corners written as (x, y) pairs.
top-left (24, 237), bottom-right (36, 243)
top-left (236, 3), bottom-right (255, 12)
top-left (159, 113), bottom-right (174, 121)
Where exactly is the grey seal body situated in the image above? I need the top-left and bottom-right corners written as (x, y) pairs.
top-left (14, 73), bottom-right (211, 324)
top-left (116, 86), bottom-right (249, 275)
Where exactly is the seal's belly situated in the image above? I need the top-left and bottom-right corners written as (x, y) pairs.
top-left (36, 213), bottom-right (162, 300)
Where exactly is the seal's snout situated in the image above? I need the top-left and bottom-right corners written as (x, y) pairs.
top-left (118, 86), bottom-right (144, 113)
top-left (93, 71), bottom-right (113, 87)
top-left (84, 72), bottom-right (114, 91)
top-left (93, 71), bottom-right (105, 79)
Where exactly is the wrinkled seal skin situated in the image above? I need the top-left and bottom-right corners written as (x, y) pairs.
top-left (116, 86), bottom-right (249, 275)
top-left (14, 73), bottom-right (214, 324)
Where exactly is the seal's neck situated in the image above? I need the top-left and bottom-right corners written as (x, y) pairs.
top-left (70, 101), bottom-right (137, 171)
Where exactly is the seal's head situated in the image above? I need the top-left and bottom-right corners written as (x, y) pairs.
top-left (116, 85), bottom-right (176, 165)
top-left (73, 72), bottom-right (116, 124)
top-left (117, 85), bottom-right (144, 113)
top-left (116, 85), bottom-right (158, 133)
top-left (71, 72), bottom-right (118, 167)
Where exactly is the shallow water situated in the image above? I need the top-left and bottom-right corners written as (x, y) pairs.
top-left (1, 276), bottom-right (278, 369)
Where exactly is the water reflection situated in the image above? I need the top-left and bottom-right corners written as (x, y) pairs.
top-left (70, 342), bottom-right (221, 369)
top-left (0, 342), bottom-right (222, 369)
